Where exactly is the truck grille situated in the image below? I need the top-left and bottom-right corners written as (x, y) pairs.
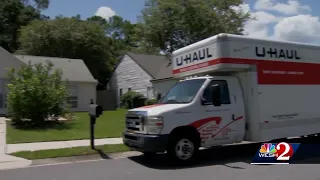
top-left (126, 114), bottom-right (144, 132)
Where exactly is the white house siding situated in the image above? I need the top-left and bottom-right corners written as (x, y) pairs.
top-left (0, 47), bottom-right (25, 115)
top-left (152, 79), bottom-right (178, 98)
top-left (108, 55), bottom-right (154, 106)
top-left (0, 48), bottom-right (25, 78)
top-left (0, 81), bottom-right (96, 114)
top-left (0, 47), bottom-right (97, 114)
top-left (68, 82), bottom-right (97, 112)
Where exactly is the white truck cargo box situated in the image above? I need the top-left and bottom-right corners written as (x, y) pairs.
top-left (123, 33), bottom-right (320, 163)
top-left (172, 33), bottom-right (320, 141)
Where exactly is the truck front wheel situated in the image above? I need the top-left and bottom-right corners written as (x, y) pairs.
top-left (167, 134), bottom-right (199, 164)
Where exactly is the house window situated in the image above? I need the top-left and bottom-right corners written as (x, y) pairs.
top-left (0, 80), bottom-right (4, 108)
top-left (4, 80), bottom-right (8, 108)
top-left (67, 85), bottom-right (78, 108)
top-left (0, 94), bottom-right (3, 108)
top-left (202, 80), bottom-right (231, 105)
top-left (119, 88), bottom-right (123, 97)
top-left (3, 93), bottom-right (7, 108)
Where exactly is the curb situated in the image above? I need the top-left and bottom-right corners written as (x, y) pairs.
top-left (0, 151), bottom-right (141, 170)
top-left (0, 118), bottom-right (32, 171)
top-left (29, 151), bottom-right (142, 166)
top-left (7, 138), bottom-right (124, 153)
top-left (0, 154), bottom-right (32, 171)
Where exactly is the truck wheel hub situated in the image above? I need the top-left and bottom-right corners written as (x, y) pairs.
top-left (175, 139), bottom-right (194, 160)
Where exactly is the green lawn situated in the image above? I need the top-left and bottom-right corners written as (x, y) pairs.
top-left (7, 109), bottom-right (128, 144)
top-left (11, 144), bottom-right (130, 160)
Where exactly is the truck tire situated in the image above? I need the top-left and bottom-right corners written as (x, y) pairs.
top-left (167, 133), bottom-right (199, 164)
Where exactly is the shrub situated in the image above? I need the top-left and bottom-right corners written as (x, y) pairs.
top-left (146, 98), bottom-right (158, 105)
top-left (6, 60), bottom-right (69, 127)
top-left (120, 91), bottom-right (146, 108)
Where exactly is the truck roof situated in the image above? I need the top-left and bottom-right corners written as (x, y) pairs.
top-left (181, 75), bottom-right (229, 81)
top-left (172, 33), bottom-right (320, 57)
top-left (182, 76), bottom-right (211, 80)
top-left (171, 33), bottom-right (320, 84)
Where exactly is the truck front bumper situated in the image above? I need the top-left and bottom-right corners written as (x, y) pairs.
top-left (122, 131), bottom-right (169, 153)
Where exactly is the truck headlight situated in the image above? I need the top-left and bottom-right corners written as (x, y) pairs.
top-left (145, 116), bottom-right (163, 134)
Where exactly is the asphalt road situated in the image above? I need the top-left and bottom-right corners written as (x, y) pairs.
top-left (1, 137), bottom-right (320, 180)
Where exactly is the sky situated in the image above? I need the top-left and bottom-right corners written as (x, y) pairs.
top-left (43, 0), bottom-right (320, 44)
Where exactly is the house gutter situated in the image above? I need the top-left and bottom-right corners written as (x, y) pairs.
top-left (150, 77), bottom-right (174, 83)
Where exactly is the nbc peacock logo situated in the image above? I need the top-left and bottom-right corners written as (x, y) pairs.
top-left (258, 143), bottom-right (277, 158)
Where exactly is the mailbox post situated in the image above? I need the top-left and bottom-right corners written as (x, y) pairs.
top-left (88, 100), bottom-right (103, 149)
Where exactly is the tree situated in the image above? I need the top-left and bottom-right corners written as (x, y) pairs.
top-left (87, 15), bottom-right (157, 55)
top-left (18, 17), bottom-right (116, 88)
top-left (137, 0), bottom-right (251, 54)
top-left (87, 15), bottom-right (142, 56)
top-left (130, 23), bottom-right (161, 54)
top-left (87, 15), bottom-right (157, 69)
top-left (20, 0), bottom-right (50, 10)
top-left (7, 61), bottom-right (68, 127)
top-left (87, 15), bottom-right (108, 32)
top-left (0, 0), bottom-right (49, 53)
top-left (86, 16), bottom-right (125, 61)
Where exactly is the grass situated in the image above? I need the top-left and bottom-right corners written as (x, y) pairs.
top-left (11, 144), bottom-right (130, 160)
top-left (6, 108), bottom-right (128, 144)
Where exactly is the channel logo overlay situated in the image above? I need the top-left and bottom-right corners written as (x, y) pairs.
top-left (260, 143), bottom-right (277, 154)
top-left (251, 142), bottom-right (300, 164)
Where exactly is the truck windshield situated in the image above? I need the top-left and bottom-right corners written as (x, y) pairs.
top-left (159, 79), bottom-right (206, 104)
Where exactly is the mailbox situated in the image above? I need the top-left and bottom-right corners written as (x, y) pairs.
top-left (88, 100), bottom-right (103, 149)
top-left (89, 104), bottom-right (103, 118)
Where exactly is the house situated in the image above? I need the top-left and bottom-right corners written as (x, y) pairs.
top-left (107, 52), bottom-right (178, 107)
top-left (0, 46), bottom-right (97, 114)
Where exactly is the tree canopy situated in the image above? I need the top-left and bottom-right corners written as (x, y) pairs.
top-left (0, 0), bottom-right (49, 52)
top-left (137, 0), bottom-right (251, 53)
top-left (21, 0), bottom-right (49, 10)
top-left (18, 17), bottom-right (116, 88)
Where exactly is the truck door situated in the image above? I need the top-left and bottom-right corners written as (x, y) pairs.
top-left (198, 78), bottom-right (245, 147)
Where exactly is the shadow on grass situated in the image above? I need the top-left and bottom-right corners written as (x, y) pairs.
top-left (128, 135), bottom-right (320, 170)
top-left (9, 120), bottom-right (74, 130)
top-left (94, 148), bottom-right (111, 159)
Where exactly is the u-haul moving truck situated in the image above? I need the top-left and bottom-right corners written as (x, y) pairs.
top-left (122, 33), bottom-right (320, 163)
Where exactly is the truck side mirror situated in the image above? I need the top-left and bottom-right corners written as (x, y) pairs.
top-left (89, 104), bottom-right (103, 118)
top-left (211, 84), bottom-right (221, 106)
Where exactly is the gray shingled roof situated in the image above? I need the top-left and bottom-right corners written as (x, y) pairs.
top-left (126, 52), bottom-right (173, 80)
top-left (14, 55), bottom-right (97, 83)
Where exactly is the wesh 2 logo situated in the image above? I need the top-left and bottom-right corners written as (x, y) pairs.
top-left (258, 142), bottom-right (294, 161)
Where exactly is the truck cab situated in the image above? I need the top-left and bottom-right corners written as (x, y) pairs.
top-left (123, 75), bottom-right (246, 163)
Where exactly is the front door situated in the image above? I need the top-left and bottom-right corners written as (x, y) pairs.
top-left (198, 79), bottom-right (243, 147)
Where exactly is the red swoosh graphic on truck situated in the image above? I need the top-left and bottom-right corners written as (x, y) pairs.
top-left (139, 104), bottom-right (164, 108)
top-left (188, 116), bottom-right (244, 139)
top-left (189, 117), bottom-right (222, 129)
top-left (211, 116), bottom-right (243, 138)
